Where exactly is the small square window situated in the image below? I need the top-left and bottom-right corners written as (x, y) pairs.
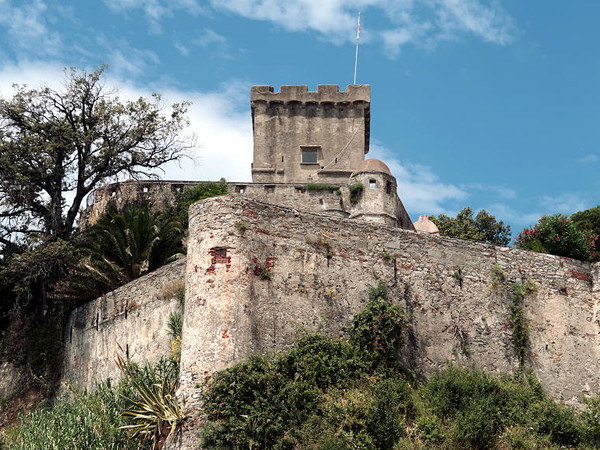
top-left (301, 146), bottom-right (320, 164)
top-left (235, 185), bottom-right (246, 193)
top-left (369, 179), bottom-right (377, 189)
top-left (142, 186), bottom-right (149, 193)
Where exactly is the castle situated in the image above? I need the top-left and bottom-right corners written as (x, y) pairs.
top-left (63, 86), bottom-right (600, 449)
top-left (84, 85), bottom-right (414, 230)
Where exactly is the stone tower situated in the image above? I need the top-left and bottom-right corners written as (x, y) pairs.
top-left (250, 85), bottom-right (371, 184)
top-left (348, 158), bottom-right (413, 228)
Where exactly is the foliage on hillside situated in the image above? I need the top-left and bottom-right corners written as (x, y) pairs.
top-left (430, 207), bottom-right (511, 246)
top-left (3, 282), bottom-right (600, 449)
top-left (199, 283), bottom-right (600, 449)
top-left (1, 358), bottom-right (179, 450)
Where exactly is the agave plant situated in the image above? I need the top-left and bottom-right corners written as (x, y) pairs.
top-left (116, 354), bottom-right (185, 449)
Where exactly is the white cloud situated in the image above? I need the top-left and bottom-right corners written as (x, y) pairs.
top-left (194, 29), bottom-right (228, 47)
top-left (539, 193), bottom-right (588, 216)
top-left (0, 0), bottom-right (63, 57)
top-left (209, 0), bottom-right (515, 56)
top-left (368, 143), bottom-right (467, 216)
top-left (576, 154), bottom-right (598, 164)
top-left (464, 182), bottom-right (516, 199)
top-left (100, 0), bottom-right (516, 56)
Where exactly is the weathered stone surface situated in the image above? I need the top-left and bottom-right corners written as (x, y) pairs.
top-left (251, 85), bottom-right (370, 184)
top-left (61, 258), bottom-right (186, 390)
top-left (178, 197), bottom-right (599, 441)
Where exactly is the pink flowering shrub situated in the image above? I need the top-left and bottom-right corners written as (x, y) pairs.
top-left (515, 214), bottom-right (598, 261)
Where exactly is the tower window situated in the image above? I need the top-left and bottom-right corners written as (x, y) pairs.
top-left (369, 179), bottom-right (377, 189)
top-left (386, 181), bottom-right (392, 194)
top-left (300, 146), bottom-right (320, 164)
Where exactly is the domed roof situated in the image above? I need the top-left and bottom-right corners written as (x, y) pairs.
top-left (351, 158), bottom-right (392, 176)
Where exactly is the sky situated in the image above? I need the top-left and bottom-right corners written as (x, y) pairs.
top-left (0, 0), bottom-right (598, 238)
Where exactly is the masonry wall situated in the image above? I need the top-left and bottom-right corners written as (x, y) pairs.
top-left (61, 258), bottom-right (186, 390)
top-left (180, 196), bottom-right (600, 437)
top-left (251, 85), bottom-right (371, 184)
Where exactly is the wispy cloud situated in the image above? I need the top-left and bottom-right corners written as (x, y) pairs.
top-left (369, 143), bottom-right (467, 216)
top-left (102, 0), bottom-right (204, 33)
top-left (464, 182), bottom-right (516, 200)
top-left (100, 0), bottom-right (516, 56)
top-left (539, 193), bottom-right (588, 215)
top-left (576, 153), bottom-right (598, 164)
top-left (0, 0), bottom-right (63, 57)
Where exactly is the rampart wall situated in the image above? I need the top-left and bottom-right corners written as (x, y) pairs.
top-left (81, 180), bottom-right (413, 229)
top-left (61, 258), bottom-right (186, 390)
top-left (180, 197), bottom-right (600, 423)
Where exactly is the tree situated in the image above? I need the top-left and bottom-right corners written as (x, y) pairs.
top-left (72, 203), bottom-right (184, 298)
top-left (571, 205), bottom-right (600, 258)
top-left (430, 207), bottom-right (511, 246)
top-left (0, 66), bottom-right (192, 248)
top-left (515, 214), bottom-right (598, 261)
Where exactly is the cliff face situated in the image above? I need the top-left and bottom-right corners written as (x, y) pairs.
top-left (61, 196), bottom-right (600, 449)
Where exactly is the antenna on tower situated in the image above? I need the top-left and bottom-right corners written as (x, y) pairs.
top-left (353, 12), bottom-right (361, 85)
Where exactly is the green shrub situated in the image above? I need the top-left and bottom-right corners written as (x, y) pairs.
top-left (3, 382), bottom-right (139, 450)
top-left (303, 183), bottom-right (340, 192)
top-left (349, 183), bottom-right (364, 205)
top-left (515, 214), bottom-right (597, 261)
top-left (350, 283), bottom-right (404, 370)
top-left (201, 354), bottom-right (321, 449)
top-left (170, 179), bottom-right (229, 228)
top-left (275, 334), bottom-right (367, 390)
top-left (529, 400), bottom-right (581, 447)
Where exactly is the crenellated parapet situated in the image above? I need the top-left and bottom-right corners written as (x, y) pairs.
top-left (251, 84), bottom-right (370, 104)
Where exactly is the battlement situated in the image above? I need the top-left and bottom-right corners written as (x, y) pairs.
top-left (251, 84), bottom-right (370, 104)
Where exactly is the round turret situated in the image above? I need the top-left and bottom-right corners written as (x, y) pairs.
top-left (348, 158), bottom-right (400, 226)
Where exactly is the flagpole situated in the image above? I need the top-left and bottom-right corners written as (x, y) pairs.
top-left (353, 12), bottom-right (360, 85)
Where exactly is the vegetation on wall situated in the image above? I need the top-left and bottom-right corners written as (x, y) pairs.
top-left (430, 207), bottom-right (511, 246)
top-left (71, 203), bottom-right (184, 298)
top-left (169, 179), bottom-right (229, 228)
top-left (348, 182), bottom-right (364, 205)
top-left (198, 282), bottom-right (600, 450)
top-left (303, 183), bottom-right (341, 193)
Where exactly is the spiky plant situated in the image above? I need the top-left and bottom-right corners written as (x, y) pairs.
top-left (116, 354), bottom-right (185, 448)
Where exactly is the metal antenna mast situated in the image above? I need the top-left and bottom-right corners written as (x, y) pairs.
top-left (353, 12), bottom-right (361, 85)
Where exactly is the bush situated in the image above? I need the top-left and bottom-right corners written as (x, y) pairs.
top-left (515, 214), bottom-right (598, 261)
top-left (350, 283), bottom-right (404, 370)
top-left (170, 179), bottom-right (228, 228)
top-left (3, 382), bottom-right (139, 450)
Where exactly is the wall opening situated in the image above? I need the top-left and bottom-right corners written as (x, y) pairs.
top-left (369, 179), bottom-right (377, 189)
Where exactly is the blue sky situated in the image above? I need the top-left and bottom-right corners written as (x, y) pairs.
top-left (0, 0), bottom-right (598, 237)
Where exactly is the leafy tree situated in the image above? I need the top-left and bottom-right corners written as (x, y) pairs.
top-left (168, 179), bottom-right (229, 228)
top-left (430, 207), bottom-right (511, 246)
top-left (515, 214), bottom-right (597, 261)
top-left (571, 205), bottom-right (600, 258)
top-left (0, 65), bottom-right (192, 248)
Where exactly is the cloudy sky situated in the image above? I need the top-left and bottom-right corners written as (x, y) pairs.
top-left (0, 0), bottom-right (598, 236)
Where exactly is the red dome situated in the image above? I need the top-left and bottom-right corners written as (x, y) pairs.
top-left (352, 158), bottom-right (392, 176)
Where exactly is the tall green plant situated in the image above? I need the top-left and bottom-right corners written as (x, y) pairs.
top-left (73, 203), bottom-right (184, 296)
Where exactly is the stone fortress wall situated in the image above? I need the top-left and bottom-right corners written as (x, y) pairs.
top-left (62, 258), bottom-right (186, 390)
top-left (58, 83), bottom-right (600, 448)
top-left (62, 194), bottom-right (600, 448)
